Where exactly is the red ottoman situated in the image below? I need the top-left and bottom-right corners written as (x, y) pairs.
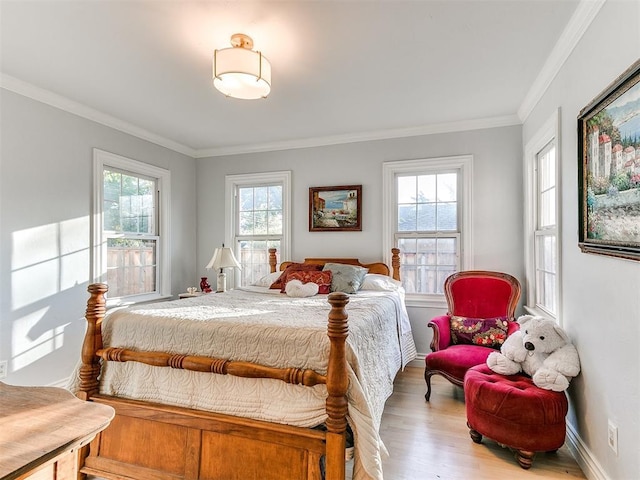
top-left (464, 364), bottom-right (568, 469)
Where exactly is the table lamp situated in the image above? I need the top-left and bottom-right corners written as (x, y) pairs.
top-left (206, 246), bottom-right (242, 292)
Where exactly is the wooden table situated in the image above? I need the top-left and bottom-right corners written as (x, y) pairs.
top-left (0, 382), bottom-right (114, 480)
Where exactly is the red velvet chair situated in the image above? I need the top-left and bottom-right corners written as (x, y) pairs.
top-left (424, 270), bottom-right (521, 401)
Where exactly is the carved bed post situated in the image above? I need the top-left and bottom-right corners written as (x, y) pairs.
top-left (391, 247), bottom-right (401, 281)
top-left (77, 283), bottom-right (108, 401)
top-left (325, 292), bottom-right (349, 480)
top-left (268, 248), bottom-right (278, 273)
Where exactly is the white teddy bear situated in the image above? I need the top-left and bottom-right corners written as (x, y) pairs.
top-left (486, 315), bottom-right (580, 392)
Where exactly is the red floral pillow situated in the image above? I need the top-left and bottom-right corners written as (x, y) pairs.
top-left (269, 263), bottom-right (323, 290)
top-left (450, 315), bottom-right (509, 348)
top-left (283, 270), bottom-right (333, 294)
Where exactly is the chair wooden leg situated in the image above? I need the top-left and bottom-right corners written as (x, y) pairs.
top-left (424, 369), bottom-right (432, 401)
top-left (468, 423), bottom-right (483, 444)
top-left (515, 450), bottom-right (535, 469)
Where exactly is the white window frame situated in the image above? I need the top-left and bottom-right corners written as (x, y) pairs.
top-left (225, 171), bottom-right (291, 288)
top-left (383, 155), bottom-right (473, 308)
top-left (524, 109), bottom-right (561, 322)
top-left (92, 149), bottom-right (171, 306)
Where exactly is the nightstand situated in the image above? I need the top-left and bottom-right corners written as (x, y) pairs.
top-left (178, 292), bottom-right (205, 299)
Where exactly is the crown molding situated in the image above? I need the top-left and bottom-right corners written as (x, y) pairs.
top-left (0, 73), bottom-right (196, 157)
top-left (1, 73), bottom-right (520, 159)
top-left (194, 114), bottom-right (521, 158)
top-left (518, 0), bottom-right (606, 122)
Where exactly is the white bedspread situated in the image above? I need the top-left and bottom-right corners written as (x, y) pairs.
top-left (72, 287), bottom-right (416, 480)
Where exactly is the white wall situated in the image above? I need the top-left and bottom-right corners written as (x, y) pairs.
top-left (196, 125), bottom-right (525, 356)
top-left (0, 91), bottom-right (197, 386)
top-left (522, 1), bottom-right (639, 478)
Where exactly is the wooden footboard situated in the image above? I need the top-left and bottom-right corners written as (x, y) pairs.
top-left (76, 284), bottom-right (350, 480)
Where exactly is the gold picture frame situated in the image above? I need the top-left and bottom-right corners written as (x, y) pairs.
top-left (309, 185), bottom-right (362, 232)
top-left (578, 59), bottom-right (640, 261)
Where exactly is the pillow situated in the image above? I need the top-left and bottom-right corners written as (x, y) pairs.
top-left (322, 263), bottom-right (369, 294)
top-left (450, 315), bottom-right (509, 348)
top-left (284, 270), bottom-right (333, 294)
top-left (269, 263), bottom-right (323, 290)
top-left (252, 271), bottom-right (282, 287)
top-left (285, 279), bottom-right (319, 297)
top-left (360, 273), bottom-right (402, 291)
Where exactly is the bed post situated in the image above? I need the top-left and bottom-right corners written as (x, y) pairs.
top-left (77, 283), bottom-right (108, 401)
top-left (391, 247), bottom-right (401, 281)
top-left (268, 248), bottom-right (278, 273)
top-left (325, 292), bottom-right (349, 480)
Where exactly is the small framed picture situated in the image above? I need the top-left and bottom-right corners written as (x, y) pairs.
top-left (309, 185), bottom-right (362, 232)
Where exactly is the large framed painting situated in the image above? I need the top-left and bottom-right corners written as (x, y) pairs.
top-left (309, 185), bottom-right (362, 231)
top-left (578, 59), bottom-right (640, 261)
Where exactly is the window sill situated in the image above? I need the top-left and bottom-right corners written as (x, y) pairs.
top-left (106, 293), bottom-right (173, 309)
top-left (405, 294), bottom-right (447, 309)
top-left (523, 305), bottom-right (557, 322)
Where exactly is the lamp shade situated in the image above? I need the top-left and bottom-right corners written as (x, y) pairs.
top-left (206, 247), bottom-right (242, 270)
top-left (213, 34), bottom-right (271, 100)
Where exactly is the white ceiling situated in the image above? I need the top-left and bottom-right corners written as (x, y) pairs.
top-left (0, 0), bottom-right (583, 157)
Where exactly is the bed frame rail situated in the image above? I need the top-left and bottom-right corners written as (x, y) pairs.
top-left (76, 284), bottom-right (350, 480)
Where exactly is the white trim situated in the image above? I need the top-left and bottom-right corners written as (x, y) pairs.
top-left (92, 149), bottom-right (172, 305)
top-left (518, 0), bottom-right (606, 122)
top-left (523, 109), bottom-right (561, 322)
top-left (224, 171), bottom-right (292, 285)
top-left (47, 376), bottom-right (71, 388)
top-left (405, 295), bottom-right (448, 310)
top-left (382, 155), bottom-right (474, 295)
top-left (1, 73), bottom-right (520, 158)
top-left (406, 355), bottom-right (426, 369)
top-left (1, 74), bottom-right (196, 157)
top-left (566, 422), bottom-right (609, 480)
top-left (196, 115), bottom-right (519, 158)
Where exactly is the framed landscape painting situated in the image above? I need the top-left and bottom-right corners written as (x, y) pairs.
top-left (309, 185), bottom-right (362, 232)
top-left (578, 59), bottom-right (640, 261)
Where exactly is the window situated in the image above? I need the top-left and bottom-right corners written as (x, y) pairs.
top-left (225, 172), bottom-right (291, 287)
top-left (524, 110), bottom-right (560, 319)
top-left (93, 149), bottom-right (171, 305)
top-left (383, 156), bottom-right (473, 306)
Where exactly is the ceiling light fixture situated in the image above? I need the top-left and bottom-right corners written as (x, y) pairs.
top-left (213, 33), bottom-right (271, 100)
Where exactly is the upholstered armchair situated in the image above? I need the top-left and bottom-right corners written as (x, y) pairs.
top-left (424, 270), bottom-right (521, 401)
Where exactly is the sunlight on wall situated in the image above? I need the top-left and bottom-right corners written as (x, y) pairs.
top-left (11, 307), bottom-right (70, 370)
top-left (11, 218), bottom-right (90, 310)
top-left (9, 217), bottom-right (90, 371)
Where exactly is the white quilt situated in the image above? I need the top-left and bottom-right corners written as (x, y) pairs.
top-left (73, 287), bottom-right (416, 480)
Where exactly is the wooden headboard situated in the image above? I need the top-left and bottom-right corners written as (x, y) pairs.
top-left (268, 248), bottom-right (401, 281)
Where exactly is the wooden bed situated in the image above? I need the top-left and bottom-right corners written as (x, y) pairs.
top-left (75, 248), bottom-right (402, 480)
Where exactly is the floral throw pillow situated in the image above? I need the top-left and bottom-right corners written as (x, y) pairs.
top-left (269, 263), bottom-right (323, 290)
top-left (449, 315), bottom-right (509, 348)
top-left (283, 270), bottom-right (333, 294)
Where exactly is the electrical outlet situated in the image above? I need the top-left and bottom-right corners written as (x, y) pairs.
top-left (608, 420), bottom-right (618, 454)
top-left (0, 360), bottom-right (7, 379)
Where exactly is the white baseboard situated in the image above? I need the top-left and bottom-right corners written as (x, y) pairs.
top-left (566, 421), bottom-right (609, 480)
top-left (407, 353), bottom-right (425, 369)
top-left (48, 376), bottom-right (71, 389)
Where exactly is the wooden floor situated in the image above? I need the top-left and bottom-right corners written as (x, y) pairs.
top-left (370, 366), bottom-right (586, 480)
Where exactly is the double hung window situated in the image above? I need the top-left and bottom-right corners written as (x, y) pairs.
top-left (225, 172), bottom-right (291, 286)
top-left (525, 110), bottom-right (560, 319)
top-left (93, 149), bottom-right (171, 304)
top-left (383, 156), bottom-right (472, 305)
